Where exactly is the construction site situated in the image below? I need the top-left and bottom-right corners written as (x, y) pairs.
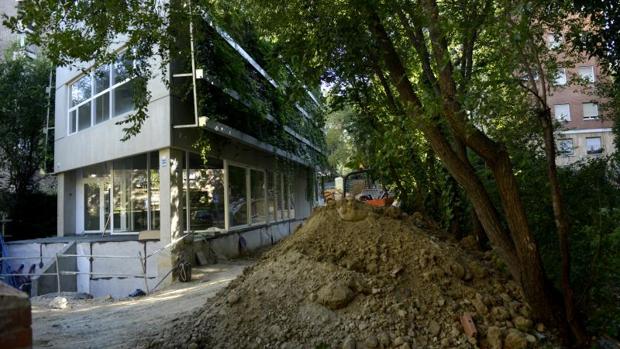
top-left (2, 199), bottom-right (559, 349)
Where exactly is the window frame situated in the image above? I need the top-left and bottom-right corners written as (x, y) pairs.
top-left (554, 103), bottom-right (571, 122)
top-left (578, 65), bottom-right (595, 83)
top-left (586, 137), bottom-right (603, 155)
top-left (67, 58), bottom-right (136, 136)
top-left (582, 102), bottom-right (599, 120)
top-left (557, 138), bottom-right (574, 156)
top-left (554, 68), bottom-right (567, 86)
top-left (223, 160), bottom-right (268, 231)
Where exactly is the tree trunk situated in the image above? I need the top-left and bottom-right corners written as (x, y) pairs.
top-left (539, 108), bottom-right (589, 346)
top-left (366, 7), bottom-right (562, 327)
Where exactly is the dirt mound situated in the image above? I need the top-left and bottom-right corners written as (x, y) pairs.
top-left (145, 200), bottom-right (556, 349)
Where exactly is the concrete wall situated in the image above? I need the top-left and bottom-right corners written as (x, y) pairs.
top-left (32, 242), bottom-right (77, 296)
top-left (76, 240), bottom-right (162, 298)
top-left (5, 242), bottom-right (68, 277)
top-left (205, 219), bottom-right (303, 259)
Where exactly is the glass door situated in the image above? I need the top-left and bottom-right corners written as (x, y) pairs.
top-left (83, 177), bottom-right (111, 233)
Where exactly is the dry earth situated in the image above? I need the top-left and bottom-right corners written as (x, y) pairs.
top-left (30, 260), bottom-right (253, 349)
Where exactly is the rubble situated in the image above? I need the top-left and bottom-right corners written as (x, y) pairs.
top-left (145, 200), bottom-right (559, 348)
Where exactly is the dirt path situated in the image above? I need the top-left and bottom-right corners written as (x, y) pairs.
top-left (31, 260), bottom-right (252, 349)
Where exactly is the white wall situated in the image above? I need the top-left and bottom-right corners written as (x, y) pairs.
top-left (5, 242), bottom-right (68, 276)
top-left (76, 240), bottom-right (162, 298)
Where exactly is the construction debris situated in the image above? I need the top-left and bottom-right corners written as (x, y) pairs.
top-left (145, 200), bottom-right (558, 349)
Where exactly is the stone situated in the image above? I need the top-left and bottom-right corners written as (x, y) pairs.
top-left (468, 261), bottom-right (488, 279)
top-left (449, 262), bottom-right (466, 280)
top-left (397, 309), bottom-right (407, 318)
top-left (393, 337), bottom-right (405, 346)
top-left (188, 343), bottom-right (198, 349)
top-left (472, 295), bottom-right (488, 315)
top-left (342, 335), bottom-right (356, 349)
top-left (364, 335), bottom-right (378, 348)
top-left (491, 306), bottom-right (510, 321)
top-left (377, 332), bottom-right (390, 347)
top-left (317, 282), bottom-right (356, 310)
top-left (399, 343), bottom-right (411, 349)
top-left (504, 329), bottom-right (527, 349)
top-left (428, 320), bottom-right (441, 336)
top-left (227, 293), bottom-right (240, 305)
top-left (49, 296), bottom-right (68, 309)
top-left (535, 323), bottom-right (545, 332)
top-left (487, 326), bottom-right (503, 349)
top-left (525, 334), bottom-right (536, 343)
top-left (513, 316), bottom-right (533, 331)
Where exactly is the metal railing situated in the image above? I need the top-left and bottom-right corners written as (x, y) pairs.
top-left (0, 233), bottom-right (195, 296)
top-left (0, 252), bottom-right (152, 295)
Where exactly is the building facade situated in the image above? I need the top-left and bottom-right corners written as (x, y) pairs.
top-left (4, 16), bottom-right (325, 297)
top-left (548, 34), bottom-right (615, 166)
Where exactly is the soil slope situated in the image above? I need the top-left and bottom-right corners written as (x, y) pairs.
top-left (147, 200), bottom-right (556, 349)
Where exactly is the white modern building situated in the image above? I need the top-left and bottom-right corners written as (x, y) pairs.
top-left (5, 17), bottom-right (325, 297)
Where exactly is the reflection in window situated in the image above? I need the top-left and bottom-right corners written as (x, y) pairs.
top-left (267, 171), bottom-right (277, 222)
top-left (113, 154), bottom-right (148, 232)
top-left (78, 103), bottom-right (91, 130)
top-left (94, 93), bottom-right (110, 124)
top-left (228, 165), bottom-right (247, 226)
top-left (586, 137), bottom-right (603, 155)
top-left (288, 174), bottom-right (295, 219)
top-left (149, 152), bottom-right (160, 230)
top-left (184, 154), bottom-right (225, 231)
top-left (113, 80), bottom-right (134, 117)
top-left (94, 65), bottom-right (110, 94)
top-left (558, 139), bottom-right (574, 156)
top-left (71, 75), bottom-right (91, 106)
top-left (251, 170), bottom-right (266, 224)
top-left (282, 174), bottom-right (289, 219)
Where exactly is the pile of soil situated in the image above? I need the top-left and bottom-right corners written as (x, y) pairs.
top-left (146, 200), bottom-right (556, 349)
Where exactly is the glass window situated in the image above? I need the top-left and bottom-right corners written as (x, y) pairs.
top-left (586, 137), bottom-right (602, 155)
top-left (78, 102), bottom-right (91, 130)
top-left (84, 182), bottom-right (101, 231)
top-left (94, 93), bottom-right (110, 124)
top-left (228, 165), bottom-right (248, 226)
top-left (113, 154), bottom-right (148, 232)
top-left (250, 170), bottom-right (267, 224)
top-left (267, 171), bottom-right (277, 222)
top-left (185, 153), bottom-right (225, 231)
top-left (558, 139), bottom-right (574, 156)
top-left (94, 65), bottom-right (110, 94)
top-left (554, 68), bottom-right (566, 86)
top-left (582, 103), bottom-right (599, 119)
top-left (71, 75), bottom-right (91, 107)
top-left (547, 34), bottom-right (562, 49)
top-left (288, 174), bottom-right (295, 219)
top-left (282, 174), bottom-right (289, 219)
top-left (113, 57), bottom-right (132, 85)
top-left (149, 152), bottom-right (160, 230)
top-left (69, 110), bottom-right (77, 134)
top-left (554, 104), bottom-right (571, 122)
top-left (113, 80), bottom-right (134, 117)
top-left (578, 66), bottom-right (595, 83)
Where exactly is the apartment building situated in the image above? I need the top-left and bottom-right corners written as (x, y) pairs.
top-left (548, 34), bottom-right (615, 166)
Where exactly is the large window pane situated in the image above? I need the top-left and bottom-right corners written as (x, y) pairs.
top-left (78, 102), bottom-right (91, 131)
top-left (69, 110), bottom-right (77, 133)
top-left (113, 58), bottom-right (132, 84)
top-left (288, 174), bottom-right (295, 219)
top-left (251, 170), bottom-right (266, 224)
top-left (71, 75), bottom-right (91, 107)
top-left (94, 92), bottom-right (110, 124)
top-left (228, 165), bottom-right (247, 226)
top-left (274, 172), bottom-right (282, 220)
top-left (149, 152), bottom-right (160, 230)
top-left (113, 154), bottom-right (148, 232)
top-left (113, 80), bottom-right (134, 117)
top-left (282, 174), bottom-right (289, 219)
top-left (94, 65), bottom-right (110, 94)
top-left (84, 182), bottom-right (100, 231)
top-left (185, 153), bottom-right (225, 231)
top-left (267, 171), bottom-right (276, 222)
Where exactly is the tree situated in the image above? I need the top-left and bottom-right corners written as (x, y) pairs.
top-left (0, 51), bottom-right (52, 197)
top-left (6, 0), bottom-right (596, 343)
